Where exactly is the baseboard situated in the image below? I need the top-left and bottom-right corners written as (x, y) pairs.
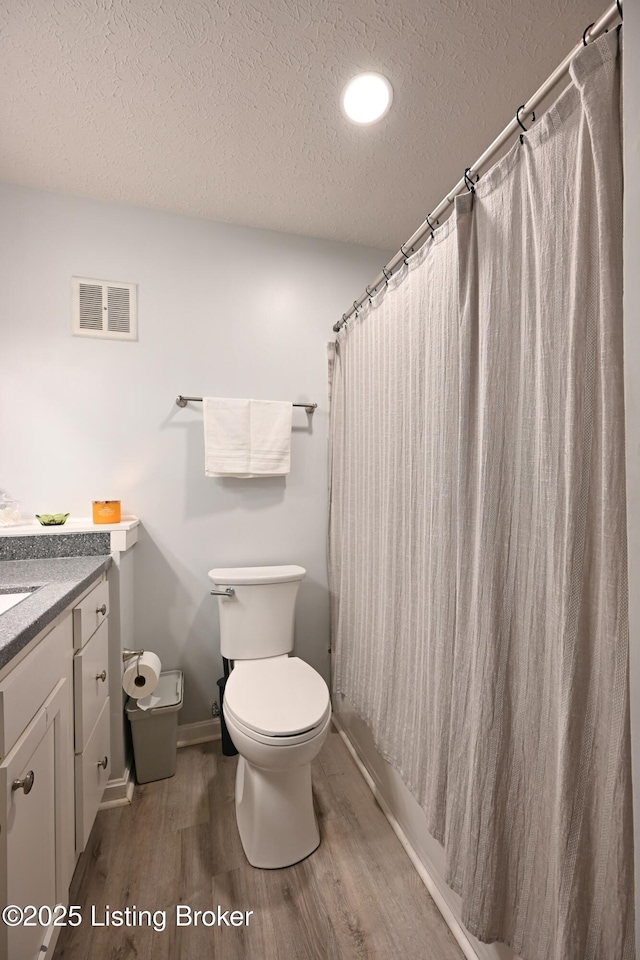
top-left (100, 764), bottom-right (135, 808)
top-left (332, 714), bottom-right (481, 960)
top-left (177, 718), bottom-right (221, 747)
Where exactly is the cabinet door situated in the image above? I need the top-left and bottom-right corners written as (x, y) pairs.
top-left (0, 679), bottom-right (72, 960)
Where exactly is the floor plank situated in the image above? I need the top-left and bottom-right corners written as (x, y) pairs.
top-left (53, 727), bottom-right (464, 960)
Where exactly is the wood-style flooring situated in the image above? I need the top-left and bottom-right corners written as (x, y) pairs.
top-left (53, 726), bottom-right (464, 960)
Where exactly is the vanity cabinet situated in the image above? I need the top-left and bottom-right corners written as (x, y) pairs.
top-left (0, 570), bottom-right (113, 959)
top-left (0, 615), bottom-right (74, 960)
top-left (72, 578), bottom-right (111, 853)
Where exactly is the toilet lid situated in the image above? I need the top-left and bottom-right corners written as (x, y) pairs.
top-left (224, 657), bottom-right (330, 736)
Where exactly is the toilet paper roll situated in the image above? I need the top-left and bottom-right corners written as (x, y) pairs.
top-left (122, 651), bottom-right (162, 700)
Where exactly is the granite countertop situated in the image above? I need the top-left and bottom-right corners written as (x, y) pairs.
top-left (0, 555), bottom-right (112, 671)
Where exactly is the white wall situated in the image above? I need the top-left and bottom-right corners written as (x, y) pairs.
top-left (0, 181), bottom-right (389, 723)
top-left (622, 2), bottom-right (640, 951)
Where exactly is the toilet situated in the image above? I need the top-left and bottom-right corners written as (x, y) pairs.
top-left (208, 564), bottom-right (331, 869)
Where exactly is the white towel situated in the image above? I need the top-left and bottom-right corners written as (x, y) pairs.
top-left (203, 398), bottom-right (293, 477)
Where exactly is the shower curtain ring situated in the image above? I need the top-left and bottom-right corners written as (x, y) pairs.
top-left (517, 104), bottom-right (535, 144)
top-left (353, 301), bottom-right (360, 316)
top-left (464, 167), bottom-right (479, 194)
top-left (516, 105), bottom-right (527, 132)
top-left (425, 214), bottom-right (437, 238)
top-left (366, 285), bottom-right (375, 304)
top-left (582, 21), bottom-right (595, 45)
top-left (616, 0), bottom-right (623, 20)
top-left (382, 266), bottom-right (391, 285)
top-left (400, 244), bottom-right (410, 265)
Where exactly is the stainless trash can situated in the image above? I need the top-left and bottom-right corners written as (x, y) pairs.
top-left (126, 670), bottom-right (183, 784)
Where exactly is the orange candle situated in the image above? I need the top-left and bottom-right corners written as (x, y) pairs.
top-left (92, 500), bottom-right (121, 524)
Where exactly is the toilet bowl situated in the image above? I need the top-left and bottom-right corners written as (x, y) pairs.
top-left (224, 658), bottom-right (331, 868)
top-left (209, 565), bottom-right (331, 869)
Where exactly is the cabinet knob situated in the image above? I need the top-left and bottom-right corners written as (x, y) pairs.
top-left (97, 756), bottom-right (108, 770)
top-left (96, 604), bottom-right (107, 616)
top-left (96, 670), bottom-right (107, 682)
top-left (12, 771), bottom-right (35, 795)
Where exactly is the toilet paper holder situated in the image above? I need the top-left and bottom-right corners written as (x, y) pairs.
top-left (122, 649), bottom-right (145, 662)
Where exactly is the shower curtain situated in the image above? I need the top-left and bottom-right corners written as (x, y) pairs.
top-left (329, 31), bottom-right (633, 960)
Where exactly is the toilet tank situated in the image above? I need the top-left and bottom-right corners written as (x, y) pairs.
top-left (208, 565), bottom-right (306, 660)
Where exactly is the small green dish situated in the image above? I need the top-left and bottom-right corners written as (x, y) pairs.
top-left (35, 513), bottom-right (70, 526)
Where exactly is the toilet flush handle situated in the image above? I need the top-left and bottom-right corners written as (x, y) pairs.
top-left (210, 587), bottom-right (235, 598)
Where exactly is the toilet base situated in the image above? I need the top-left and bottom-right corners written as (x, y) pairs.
top-left (235, 756), bottom-right (320, 869)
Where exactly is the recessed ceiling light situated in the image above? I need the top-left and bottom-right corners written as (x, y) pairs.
top-left (341, 73), bottom-right (393, 125)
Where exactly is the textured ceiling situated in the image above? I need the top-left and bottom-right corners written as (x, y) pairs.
top-left (0, 0), bottom-right (605, 250)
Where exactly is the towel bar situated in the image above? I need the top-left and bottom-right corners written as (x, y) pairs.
top-left (176, 395), bottom-right (317, 414)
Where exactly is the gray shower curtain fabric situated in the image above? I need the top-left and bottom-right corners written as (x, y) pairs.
top-left (329, 32), bottom-right (633, 960)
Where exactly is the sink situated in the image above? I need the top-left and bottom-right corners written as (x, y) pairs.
top-left (0, 592), bottom-right (34, 616)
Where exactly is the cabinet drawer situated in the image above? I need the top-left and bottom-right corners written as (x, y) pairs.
top-left (75, 696), bottom-right (110, 853)
top-left (0, 615), bottom-right (71, 758)
top-left (73, 578), bottom-right (109, 651)
top-left (73, 619), bottom-right (109, 754)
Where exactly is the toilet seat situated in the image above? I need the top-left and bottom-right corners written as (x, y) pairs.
top-left (225, 703), bottom-right (332, 748)
top-left (224, 656), bottom-right (330, 739)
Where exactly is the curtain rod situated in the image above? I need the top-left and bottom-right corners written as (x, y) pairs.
top-left (333, 0), bottom-right (622, 334)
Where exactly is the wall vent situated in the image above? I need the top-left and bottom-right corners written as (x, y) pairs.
top-left (72, 277), bottom-right (137, 340)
